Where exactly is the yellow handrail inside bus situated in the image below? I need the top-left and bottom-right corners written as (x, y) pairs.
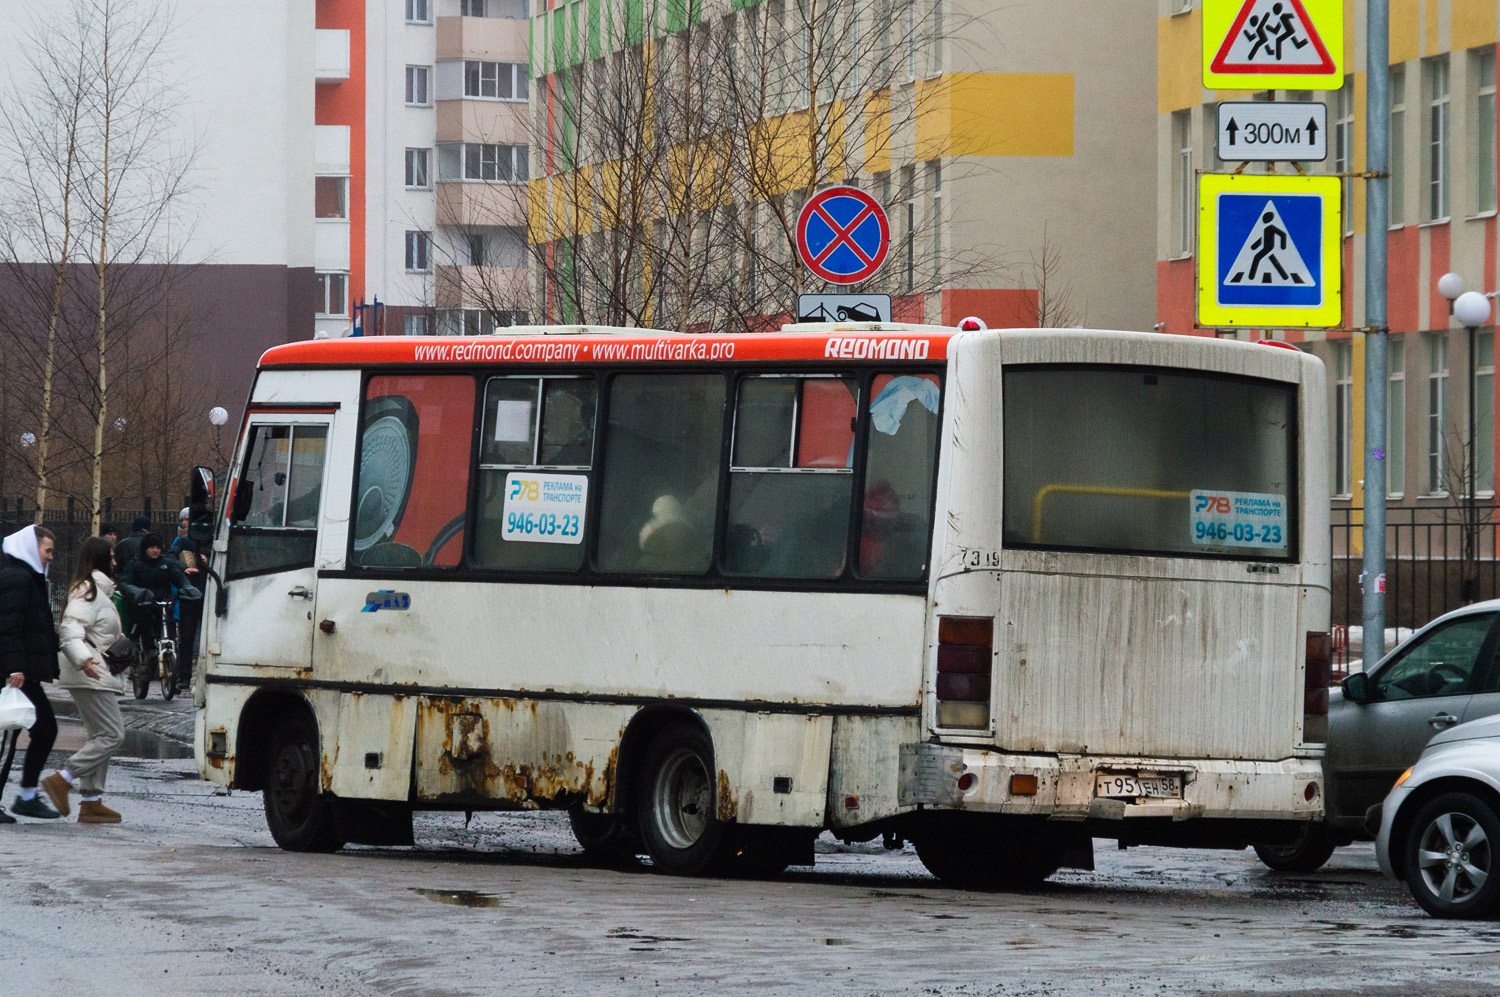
top-left (1031, 485), bottom-right (1191, 543)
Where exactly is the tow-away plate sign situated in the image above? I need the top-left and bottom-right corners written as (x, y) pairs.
top-left (1216, 101), bottom-right (1327, 162)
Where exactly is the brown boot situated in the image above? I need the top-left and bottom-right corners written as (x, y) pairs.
top-left (40, 772), bottom-right (72, 817)
top-left (77, 800), bottom-right (121, 824)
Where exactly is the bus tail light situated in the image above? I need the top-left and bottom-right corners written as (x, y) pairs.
top-left (1304, 630), bottom-right (1332, 742)
top-left (936, 616), bottom-right (993, 729)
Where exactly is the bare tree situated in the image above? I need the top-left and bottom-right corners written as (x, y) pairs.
top-left (480, 0), bottom-right (997, 333)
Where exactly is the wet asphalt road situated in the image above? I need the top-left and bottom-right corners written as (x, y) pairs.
top-left (0, 693), bottom-right (1495, 997)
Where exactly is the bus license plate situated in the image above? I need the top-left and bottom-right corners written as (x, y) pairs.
top-left (1094, 773), bottom-right (1182, 799)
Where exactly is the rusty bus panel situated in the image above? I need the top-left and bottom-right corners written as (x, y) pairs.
top-left (413, 696), bottom-right (628, 809)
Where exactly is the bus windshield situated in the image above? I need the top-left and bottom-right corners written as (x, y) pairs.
top-left (1002, 365), bottom-right (1297, 560)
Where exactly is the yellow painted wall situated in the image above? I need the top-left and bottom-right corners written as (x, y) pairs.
top-left (863, 90), bottom-right (891, 174)
top-left (1158, 8), bottom-right (1201, 114)
top-left (1391, 0), bottom-right (1421, 63)
top-left (1452, 0), bottom-right (1499, 51)
top-left (915, 73), bottom-right (1074, 160)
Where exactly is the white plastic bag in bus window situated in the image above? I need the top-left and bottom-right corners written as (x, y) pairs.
top-left (0, 686), bottom-right (36, 731)
top-left (870, 376), bottom-right (940, 435)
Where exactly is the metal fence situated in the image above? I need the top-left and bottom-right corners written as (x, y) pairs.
top-left (0, 499), bottom-right (179, 609)
top-left (1331, 505), bottom-right (1499, 630)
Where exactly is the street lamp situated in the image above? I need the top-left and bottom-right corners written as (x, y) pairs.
top-left (1442, 276), bottom-right (1493, 602)
top-left (208, 406), bottom-right (230, 486)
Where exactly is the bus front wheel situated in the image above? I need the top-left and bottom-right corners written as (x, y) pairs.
top-left (636, 724), bottom-right (727, 876)
top-left (263, 713), bottom-right (344, 853)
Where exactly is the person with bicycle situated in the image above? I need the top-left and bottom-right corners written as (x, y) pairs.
top-left (119, 534), bottom-right (200, 670)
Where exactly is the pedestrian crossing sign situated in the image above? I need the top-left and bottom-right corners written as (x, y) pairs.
top-left (1203, 0), bottom-right (1343, 91)
top-left (1197, 173), bottom-right (1342, 329)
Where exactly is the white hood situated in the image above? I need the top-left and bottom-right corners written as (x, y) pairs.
top-left (1, 526), bottom-right (46, 577)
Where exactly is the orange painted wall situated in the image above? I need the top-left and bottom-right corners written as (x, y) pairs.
top-left (1388, 226), bottom-right (1420, 333)
top-left (940, 288), bottom-right (1038, 328)
top-left (1155, 257), bottom-right (1196, 336)
top-left (316, 0), bottom-right (365, 307)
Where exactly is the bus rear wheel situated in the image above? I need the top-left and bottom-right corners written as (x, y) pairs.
top-left (914, 819), bottom-right (1070, 890)
top-left (636, 724), bottom-right (727, 876)
top-left (263, 713), bottom-right (344, 853)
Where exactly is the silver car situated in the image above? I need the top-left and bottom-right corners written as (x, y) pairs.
top-left (1371, 713), bottom-right (1500, 918)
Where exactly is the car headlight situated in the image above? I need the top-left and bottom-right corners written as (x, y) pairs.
top-left (1392, 767), bottom-right (1414, 790)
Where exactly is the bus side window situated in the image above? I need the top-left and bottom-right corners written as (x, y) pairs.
top-left (859, 373), bottom-right (940, 580)
top-left (352, 375), bottom-right (475, 569)
top-left (473, 376), bottom-right (597, 572)
top-left (227, 424), bottom-right (326, 578)
top-left (597, 374), bottom-right (725, 574)
top-left (723, 375), bottom-right (857, 579)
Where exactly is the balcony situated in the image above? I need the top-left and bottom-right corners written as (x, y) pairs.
top-left (435, 15), bottom-right (529, 63)
top-left (314, 125), bottom-right (351, 175)
top-left (314, 219), bottom-right (351, 272)
top-left (315, 29), bottom-right (350, 84)
top-left (436, 182), bottom-right (527, 228)
top-left (435, 99), bottom-right (529, 145)
top-left (434, 265), bottom-right (530, 309)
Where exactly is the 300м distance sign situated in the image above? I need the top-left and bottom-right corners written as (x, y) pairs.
top-left (1217, 102), bottom-right (1327, 162)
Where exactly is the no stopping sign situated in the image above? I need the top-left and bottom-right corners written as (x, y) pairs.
top-left (795, 186), bottom-right (890, 285)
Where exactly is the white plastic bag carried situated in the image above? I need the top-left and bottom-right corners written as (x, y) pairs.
top-left (0, 686), bottom-right (36, 731)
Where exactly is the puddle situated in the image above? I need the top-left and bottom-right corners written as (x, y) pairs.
top-left (118, 729), bottom-right (193, 760)
top-left (413, 888), bottom-right (504, 908)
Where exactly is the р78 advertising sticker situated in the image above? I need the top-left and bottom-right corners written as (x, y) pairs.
top-left (502, 473), bottom-right (587, 544)
top-left (1190, 490), bottom-right (1287, 550)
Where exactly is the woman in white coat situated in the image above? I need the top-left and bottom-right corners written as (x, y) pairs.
top-left (39, 537), bottom-right (126, 823)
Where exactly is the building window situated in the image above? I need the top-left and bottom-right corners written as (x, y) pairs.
top-left (1479, 330), bottom-right (1495, 494)
top-left (1334, 341), bottom-right (1352, 496)
top-left (1388, 337), bottom-right (1406, 496)
top-left (405, 148), bottom-right (430, 189)
top-left (405, 230), bottom-right (430, 272)
top-left (1429, 332), bottom-right (1450, 493)
top-left (1391, 66), bottom-right (1406, 226)
top-left (404, 314), bottom-right (429, 336)
top-left (315, 272), bottom-right (348, 317)
top-left (1476, 48), bottom-right (1496, 215)
top-left (405, 0), bottom-right (430, 23)
top-left (1428, 55), bottom-right (1450, 220)
top-left (314, 176), bottom-right (348, 219)
top-left (1174, 109), bottom-right (1193, 256)
top-left (466, 233), bottom-right (487, 266)
top-left (437, 142), bottom-right (529, 182)
top-left (405, 65), bottom-right (431, 106)
top-left (462, 0), bottom-right (530, 14)
top-left (463, 60), bottom-right (529, 100)
top-left (437, 308), bottom-right (528, 335)
top-left (902, 164), bottom-right (915, 292)
top-left (1334, 81), bottom-right (1354, 236)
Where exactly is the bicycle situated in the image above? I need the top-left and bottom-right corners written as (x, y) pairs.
top-left (129, 598), bottom-right (180, 702)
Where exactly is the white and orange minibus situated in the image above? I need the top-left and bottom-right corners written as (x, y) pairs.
top-left (190, 323), bottom-right (1330, 886)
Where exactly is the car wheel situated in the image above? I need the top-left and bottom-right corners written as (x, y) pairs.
top-left (263, 712), bottom-right (344, 853)
top-left (635, 724), bottom-right (727, 876)
top-left (1402, 792), bottom-right (1500, 919)
top-left (1253, 821), bottom-right (1337, 872)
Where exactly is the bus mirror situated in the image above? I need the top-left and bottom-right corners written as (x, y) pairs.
top-left (1341, 672), bottom-right (1370, 704)
top-left (188, 466), bottom-right (215, 543)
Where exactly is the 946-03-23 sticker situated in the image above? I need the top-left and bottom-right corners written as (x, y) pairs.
top-left (1189, 490), bottom-right (1287, 549)
top-left (502, 473), bottom-right (587, 544)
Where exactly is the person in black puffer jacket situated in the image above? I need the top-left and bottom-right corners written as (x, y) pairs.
top-left (0, 525), bottom-right (62, 821)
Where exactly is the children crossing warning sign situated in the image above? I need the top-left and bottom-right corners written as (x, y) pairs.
top-left (1203, 0), bottom-right (1343, 90)
top-left (1197, 173), bottom-right (1342, 328)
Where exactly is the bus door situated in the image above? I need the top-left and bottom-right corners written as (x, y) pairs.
top-left (214, 420), bottom-right (330, 672)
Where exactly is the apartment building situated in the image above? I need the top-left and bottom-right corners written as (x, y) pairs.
top-left (526, 0), bottom-right (1159, 332)
top-left (1157, 0), bottom-right (1500, 513)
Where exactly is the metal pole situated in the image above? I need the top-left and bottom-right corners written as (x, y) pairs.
top-left (1363, 1), bottom-right (1390, 662)
top-left (1470, 323), bottom-right (1478, 601)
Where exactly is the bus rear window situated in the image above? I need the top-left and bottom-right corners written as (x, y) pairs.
top-left (1002, 366), bottom-right (1297, 560)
